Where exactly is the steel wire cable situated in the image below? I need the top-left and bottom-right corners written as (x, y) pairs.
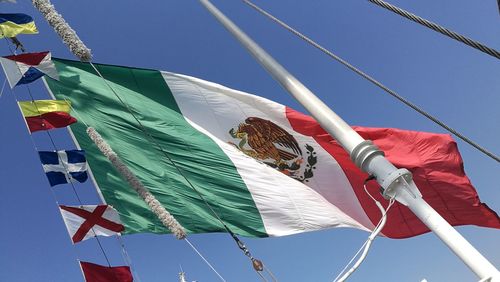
top-left (368, 0), bottom-right (500, 60)
top-left (242, 0), bottom-right (499, 163)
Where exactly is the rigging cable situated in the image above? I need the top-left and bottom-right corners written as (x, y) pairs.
top-left (0, 79), bottom-right (6, 99)
top-left (184, 238), bottom-right (227, 282)
top-left (242, 0), bottom-right (500, 163)
top-left (367, 0), bottom-right (500, 60)
top-left (333, 177), bottom-right (396, 282)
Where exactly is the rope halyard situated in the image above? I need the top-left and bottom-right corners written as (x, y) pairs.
top-left (0, 79), bottom-right (6, 99)
top-left (368, 0), bottom-right (500, 60)
top-left (227, 228), bottom-right (277, 282)
top-left (184, 238), bottom-right (227, 282)
top-left (116, 235), bottom-right (143, 282)
top-left (32, 0), bottom-right (92, 61)
top-left (242, 0), bottom-right (500, 163)
top-left (333, 177), bottom-right (396, 282)
top-left (86, 127), bottom-right (187, 240)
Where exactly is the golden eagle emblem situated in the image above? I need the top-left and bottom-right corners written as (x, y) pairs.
top-left (229, 117), bottom-right (317, 182)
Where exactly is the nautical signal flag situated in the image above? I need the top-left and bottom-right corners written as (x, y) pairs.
top-left (0, 51), bottom-right (58, 88)
top-left (0, 13), bottom-right (37, 38)
top-left (80, 261), bottom-right (133, 282)
top-left (18, 100), bottom-right (77, 132)
top-left (38, 150), bottom-right (88, 186)
top-left (59, 205), bottom-right (125, 243)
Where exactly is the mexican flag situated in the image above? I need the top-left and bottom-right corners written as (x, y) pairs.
top-left (44, 58), bottom-right (499, 238)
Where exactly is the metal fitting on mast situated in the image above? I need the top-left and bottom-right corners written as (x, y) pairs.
top-left (350, 139), bottom-right (421, 205)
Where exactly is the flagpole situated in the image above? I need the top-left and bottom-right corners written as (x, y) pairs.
top-left (198, 0), bottom-right (499, 280)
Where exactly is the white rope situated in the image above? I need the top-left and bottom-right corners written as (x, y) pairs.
top-left (116, 234), bottom-right (143, 282)
top-left (263, 264), bottom-right (279, 282)
top-left (184, 238), bottom-right (227, 282)
top-left (333, 183), bottom-right (395, 282)
top-left (32, 0), bottom-right (92, 61)
top-left (86, 126), bottom-right (187, 240)
top-left (332, 241), bottom-right (368, 282)
top-left (0, 79), bottom-right (6, 99)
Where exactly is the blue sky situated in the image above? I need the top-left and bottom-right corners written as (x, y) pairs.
top-left (0, 0), bottom-right (498, 281)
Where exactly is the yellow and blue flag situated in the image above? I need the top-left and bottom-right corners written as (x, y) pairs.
top-left (0, 13), bottom-right (38, 38)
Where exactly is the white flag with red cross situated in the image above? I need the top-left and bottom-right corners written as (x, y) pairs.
top-left (59, 205), bottom-right (125, 243)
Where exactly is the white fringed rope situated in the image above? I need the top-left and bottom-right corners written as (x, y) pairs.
top-left (32, 0), bottom-right (92, 61)
top-left (86, 127), bottom-right (186, 239)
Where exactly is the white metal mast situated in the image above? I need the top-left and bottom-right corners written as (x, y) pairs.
top-left (198, 0), bottom-right (499, 280)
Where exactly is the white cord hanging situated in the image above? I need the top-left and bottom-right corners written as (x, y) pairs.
top-left (333, 181), bottom-right (395, 282)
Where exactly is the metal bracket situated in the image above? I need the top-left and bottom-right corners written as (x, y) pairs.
top-left (381, 168), bottom-right (422, 206)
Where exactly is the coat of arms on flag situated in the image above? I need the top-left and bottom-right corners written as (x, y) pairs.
top-left (38, 150), bottom-right (88, 186)
top-left (0, 51), bottom-right (58, 88)
top-left (59, 205), bottom-right (125, 243)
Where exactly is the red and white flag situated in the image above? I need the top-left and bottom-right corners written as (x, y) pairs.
top-left (80, 261), bottom-right (133, 282)
top-left (59, 205), bottom-right (124, 243)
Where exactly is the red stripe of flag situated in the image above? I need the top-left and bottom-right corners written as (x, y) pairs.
top-left (286, 107), bottom-right (500, 238)
top-left (25, 111), bottom-right (77, 132)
